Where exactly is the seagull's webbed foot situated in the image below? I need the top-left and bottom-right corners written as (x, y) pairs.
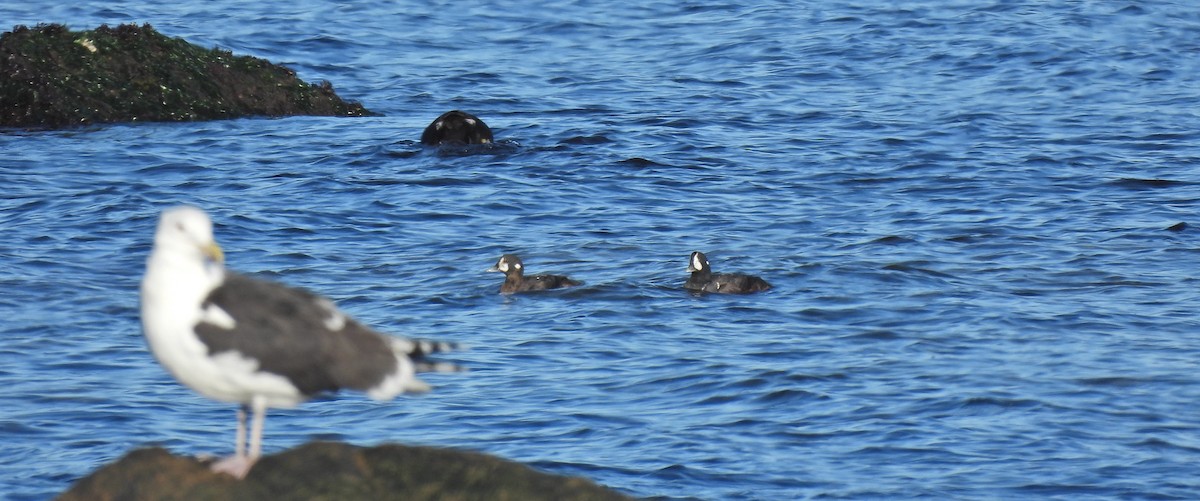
top-left (210, 454), bottom-right (256, 479)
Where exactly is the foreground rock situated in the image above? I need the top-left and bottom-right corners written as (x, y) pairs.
top-left (0, 23), bottom-right (375, 128)
top-left (58, 442), bottom-right (633, 501)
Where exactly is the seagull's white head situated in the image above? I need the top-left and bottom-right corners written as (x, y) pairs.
top-left (154, 205), bottom-right (224, 264)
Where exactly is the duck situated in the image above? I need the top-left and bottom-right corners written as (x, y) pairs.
top-left (420, 110), bottom-right (493, 145)
top-left (684, 251), bottom-right (771, 294)
top-left (488, 254), bottom-right (580, 293)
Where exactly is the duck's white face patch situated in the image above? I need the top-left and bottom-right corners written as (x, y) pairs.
top-left (691, 253), bottom-right (706, 271)
top-left (497, 260), bottom-right (510, 272)
top-left (513, 262), bottom-right (522, 271)
top-left (465, 118), bottom-right (477, 126)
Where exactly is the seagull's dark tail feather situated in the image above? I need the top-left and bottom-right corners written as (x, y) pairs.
top-left (391, 338), bottom-right (466, 373)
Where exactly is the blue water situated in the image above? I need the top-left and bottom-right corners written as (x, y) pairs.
top-left (3, 1), bottom-right (1200, 499)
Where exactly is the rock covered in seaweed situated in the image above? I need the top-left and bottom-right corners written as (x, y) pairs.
top-left (58, 442), bottom-right (634, 501)
top-left (0, 23), bottom-right (376, 128)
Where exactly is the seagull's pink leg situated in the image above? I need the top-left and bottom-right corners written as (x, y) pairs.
top-left (211, 405), bottom-right (254, 478)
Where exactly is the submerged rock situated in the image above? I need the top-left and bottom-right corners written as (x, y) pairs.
top-left (0, 23), bottom-right (376, 128)
top-left (58, 442), bottom-right (633, 501)
top-left (421, 110), bottom-right (494, 145)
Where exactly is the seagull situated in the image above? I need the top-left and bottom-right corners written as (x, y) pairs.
top-left (139, 205), bottom-right (461, 478)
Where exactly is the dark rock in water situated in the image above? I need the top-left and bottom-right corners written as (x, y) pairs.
top-left (0, 23), bottom-right (376, 128)
top-left (421, 110), bottom-right (494, 145)
top-left (58, 442), bottom-right (633, 501)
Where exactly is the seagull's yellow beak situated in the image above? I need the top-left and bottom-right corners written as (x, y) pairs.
top-left (204, 241), bottom-right (224, 264)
